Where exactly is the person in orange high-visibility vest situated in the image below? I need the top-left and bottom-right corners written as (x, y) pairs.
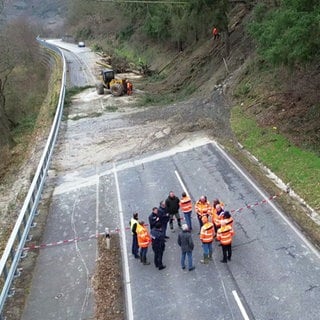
top-left (212, 199), bottom-right (225, 232)
top-left (137, 221), bottom-right (151, 265)
top-left (180, 192), bottom-right (193, 231)
top-left (195, 196), bottom-right (212, 232)
top-left (222, 211), bottom-right (233, 227)
top-left (216, 219), bottom-right (234, 263)
top-left (199, 216), bottom-right (215, 264)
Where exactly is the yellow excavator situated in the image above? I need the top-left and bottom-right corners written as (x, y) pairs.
top-left (96, 69), bottom-right (131, 96)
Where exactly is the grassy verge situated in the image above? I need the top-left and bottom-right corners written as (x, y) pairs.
top-left (229, 100), bottom-right (320, 250)
top-left (231, 105), bottom-right (320, 212)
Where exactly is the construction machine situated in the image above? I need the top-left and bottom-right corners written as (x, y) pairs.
top-left (96, 69), bottom-right (131, 96)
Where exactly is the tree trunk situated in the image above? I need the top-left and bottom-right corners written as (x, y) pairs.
top-left (0, 78), bottom-right (14, 148)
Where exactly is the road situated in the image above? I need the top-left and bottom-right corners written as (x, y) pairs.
top-left (21, 41), bottom-right (320, 320)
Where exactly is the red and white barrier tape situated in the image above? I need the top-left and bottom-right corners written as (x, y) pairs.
top-left (23, 193), bottom-right (283, 251)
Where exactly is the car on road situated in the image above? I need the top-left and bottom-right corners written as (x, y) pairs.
top-left (78, 41), bottom-right (85, 48)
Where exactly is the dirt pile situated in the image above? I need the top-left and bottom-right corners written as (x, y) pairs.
top-left (92, 235), bottom-right (124, 320)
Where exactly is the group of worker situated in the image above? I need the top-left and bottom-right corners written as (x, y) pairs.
top-left (129, 191), bottom-right (235, 271)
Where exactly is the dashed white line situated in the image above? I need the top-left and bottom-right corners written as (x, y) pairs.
top-left (232, 290), bottom-right (250, 320)
top-left (174, 170), bottom-right (189, 196)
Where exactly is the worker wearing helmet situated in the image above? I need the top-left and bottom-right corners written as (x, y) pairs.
top-left (199, 215), bottom-right (215, 264)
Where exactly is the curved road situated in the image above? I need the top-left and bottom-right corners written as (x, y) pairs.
top-left (21, 41), bottom-right (320, 320)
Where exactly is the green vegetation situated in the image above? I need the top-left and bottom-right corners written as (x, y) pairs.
top-left (11, 114), bottom-right (38, 140)
top-left (248, 1), bottom-right (320, 66)
top-left (104, 106), bottom-right (118, 112)
top-left (231, 105), bottom-right (320, 211)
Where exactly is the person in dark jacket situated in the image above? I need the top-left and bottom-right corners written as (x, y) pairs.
top-left (177, 224), bottom-right (195, 271)
top-left (151, 222), bottom-right (166, 270)
top-left (148, 207), bottom-right (160, 230)
top-left (165, 191), bottom-right (181, 232)
top-left (129, 212), bottom-right (139, 258)
top-left (158, 200), bottom-right (170, 239)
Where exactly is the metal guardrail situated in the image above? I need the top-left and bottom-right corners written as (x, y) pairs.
top-left (0, 38), bottom-right (67, 318)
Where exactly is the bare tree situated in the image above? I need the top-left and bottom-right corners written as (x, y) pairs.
top-left (0, 32), bottom-right (15, 149)
top-left (0, 0), bottom-right (15, 149)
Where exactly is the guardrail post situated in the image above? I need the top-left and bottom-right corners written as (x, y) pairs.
top-left (105, 228), bottom-right (111, 250)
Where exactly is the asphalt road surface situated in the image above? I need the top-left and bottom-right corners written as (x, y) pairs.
top-left (21, 41), bottom-right (320, 320)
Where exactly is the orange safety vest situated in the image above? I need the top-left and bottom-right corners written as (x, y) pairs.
top-left (213, 28), bottom-right (218, 35)
top-left (180, 196), bottom-right (192, 213)
top-left (217, 225), bottom-right (234, 245)
top-left (195, 200), bottom-right (211, 217)
top-left (224, 216), bottom-right (234, 227)
top-left (211, 201), bottom-right (225, 227)
top-left (200, 222), bottom-right (215, 243)
top-left (137, 225), bottom-right (151, 248)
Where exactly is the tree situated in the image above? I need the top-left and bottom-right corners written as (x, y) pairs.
top-left (248, 1), bottom-right (320, 66)
top-left (0, 0), bottom-right (14, 149)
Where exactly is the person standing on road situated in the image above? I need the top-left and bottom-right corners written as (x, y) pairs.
top-left (180, 192), bottom-right (193, 231)
top-left (223, 211), bottom-right (233, 227)
top-left (217, 219), bottom-right (234, 263)
top-left (177, 224), bottom-right (195, 271)
top-left (149, 207), bottom-right (160, 231)
top-left (158, 200), bottom-right (170, 239)
top-left (212, 201), bottom-right (225, 233)
top-left (199, 216), bottom-right (215, 264)
top-left (137, 221), bottom-right (151, 265)
top-left (151, 222), bottom-right (166, 270)
top-left (195, 196), bottom-right (211, 232)
top-left (165, 191), bottom-right (181, 232)
top-left (130, 212), bottom-right (140, 259)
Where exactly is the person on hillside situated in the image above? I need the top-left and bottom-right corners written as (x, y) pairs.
top-left (165, 191), bottom-right (181, 232)
top-left (217, 219), bottom-right (235, 263)
top-left (129, 212), bottom-right (140, 259)
top-left (199, 216), bottom-right (215, 264)
top-left (158, 200), bottom-right (170, 239)
top-left (137, 221), bottom-right (151, 265)
top-left (151, 222), bottom-right (166, 270)
top-left (212, 26), bottom-right (220, 40)
top-left (177, 224), bottom-right (195, 271)
top-left (180, 192), bottom-right (193, 231)
top-left (195, 196), bottom-right (211, 232)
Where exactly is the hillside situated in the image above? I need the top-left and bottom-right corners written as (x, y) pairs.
top-left (76, 2), bottom-right (320, 231)
top-left (2, 0), bottom-right (66, 32)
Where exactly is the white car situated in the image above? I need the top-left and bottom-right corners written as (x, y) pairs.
top-left (78, 41), bottom-right (85, 48)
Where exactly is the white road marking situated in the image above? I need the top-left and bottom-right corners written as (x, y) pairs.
top-left (113, 162), bottom-right (134, 320)
top-left (95, 169), bottom-right (100, 258)
top-left (213, 142), bottom-right (320, 260)
top-left (175, 169), bottom-right (237, 320)
top-left (232, 290), bottom-right (250, 320)
top-left (174, 170), bottom-right (189, 196)
top-left (53, 137), bottom-right (211, 195)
